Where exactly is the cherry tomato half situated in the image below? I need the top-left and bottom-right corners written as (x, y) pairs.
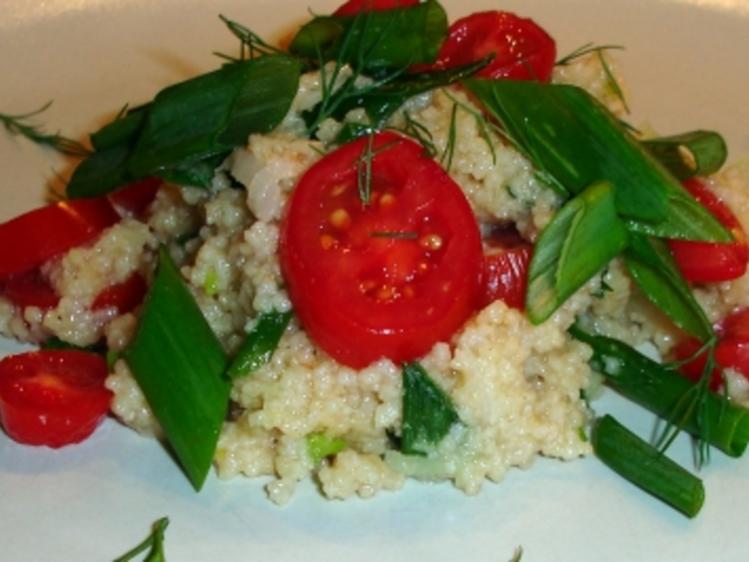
top-left (108, 177), bottom-right (161, 218)
top-left (673, 338), bottom-right (721, 391)
top-left (0, 198), bottom-right (119, 279)
top-left (0, 350), bottom-right (112, 448)
top-left (429, 11), bottom-right (556, 81)
top-left (280, 132), bottom-right (483, 368)
top-left (668, 179), bottom-right (749, 283)
top-left (334, 0), bottom-right (418, 16)
top-left (480, 224), bottom-right (532, 309)
top-left (92, 272), bottom-right (148, 314)
top-left (0, 269), bottom-right (59, 310)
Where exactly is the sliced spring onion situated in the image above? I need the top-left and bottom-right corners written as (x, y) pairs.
top-left (226, 310), bottom-right (292, 379)
top-left (67, 143), bottom-right (133, 199)
top-left (464, 79), bottom-right (730, 242)
top-left (526, 181), bottom-right (628, 324)
top-left (624, 233), bottom-right (713, 341)
top-left (570, 325), bottom-right (749, 458)
top-left (124, 247), bottom-right (229, 491)
top-left (289, 0), bottom-right (447, 74)
top-left (90, 106), bottom-right (149, 152)
top-left (307, 433), bottom-right (347, 466)
top-left (644, 130), bottom-right (728, 180)
top-left (593, 415), bottom-right (704, 518)
top-left (401, 362), bottom-right (460, 456)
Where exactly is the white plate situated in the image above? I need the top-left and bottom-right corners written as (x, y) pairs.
top-left (1, 1), bottom-right (748, 560)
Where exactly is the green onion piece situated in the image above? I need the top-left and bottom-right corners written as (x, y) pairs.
top-left (307, 433), bottom-right (347, 466)
top-left (67, 143), bottom-right (133, 199)
top-left (465, 79), bottom-right (730, 242)
top-left (401, 362), bottom-right (460, 456)
top-left (90, 106), bottom-right (149, 152)
top-left (570, 325), bottom-right (749, 457)
top-left (593, 415), bottom-right (704, 518)
top-left (644, 130), bottom-right (728, 180)
top-left (154, 152), bottom-right (228, 189)
top-left (624, 233), bottom-right (713, 341)
top-left (526, 181), bottom-right (628, 324)
top-left (289, 0), bottom-right (447, 73)
top-left (129, 55), bottom-right (300, 178)
top-left (226, 310), bottom-right (292, 379)
top-left (112, 517), bottom-right (169, 562)
top-left (124, 247), bottom-right (229, 491)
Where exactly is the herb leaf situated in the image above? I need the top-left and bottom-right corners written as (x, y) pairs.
top-left (624, 233), bottom-right (713, 341)
top-left (401, 362), bottom-right (460, 456)
top-left (526, 181), bottom-right (628, 324)
top-left (124, 247), bottom-right (229, 491)
top-left (0, 102), bottom-right (90, 157)
top-left (644, 130), bottom-right (728, 181)
top-left (113, 517), bottom-right (169, 562)
top-left (289, 0), bottom-right (447, 74)
top-left (226, 310), bottom-right (292, 379)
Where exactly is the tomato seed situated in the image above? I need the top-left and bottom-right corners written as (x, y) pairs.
top-left (329, 208), bottom-right (351, 229)
top-left (419, 234), bottom-right (443, 251)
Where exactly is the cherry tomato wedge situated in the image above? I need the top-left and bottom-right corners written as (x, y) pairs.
top-left (334, 0), bottom-right (418, 16)
top-left (280, 132), bottom-right (482, 368)
top-left (668, 179), bottom-right (748, 283)
top-left (0, 198), bottom-right (119, 279)
top-left (0, 350), bottom-right (112, 448)
top-left (92, 273), bottom-right (148, 314)
top-left (108, 177), bottom-right (161, 218)
top-left (428, 11), bottom-right (556, 81)
top-left (0, 269), bottom-right (59, 310)
top-left (481, 245), bottom-right (532, 310)
top-left (673, 338), bottom-right (722, 391)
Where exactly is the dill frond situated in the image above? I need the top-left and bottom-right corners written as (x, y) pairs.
top-left (0, 102), bottom-right (90, 157)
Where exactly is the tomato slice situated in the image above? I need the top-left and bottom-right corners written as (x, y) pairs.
top-left (108, 177), bottom-right (161, 218)
top-left (480, 224), bottom-right (532, 309)
top-left (427, 11), bottom-right (556, 81)
top-left (280, 132), bottom-right (483, 368)
top-left (668, 179), bottom-right (748, 283)
top-left (0, 198), bottom-right (120, 279)
top-left (0, 269), bottom-right (59, 310)
top-left (673, 338), bottom-right (722, 391)
top-left (92, 273), bottom-right (148, 314)
top-left (0, 350), bottom-right (112, 448)
top-left (334, 0), bottom-right (418, 16)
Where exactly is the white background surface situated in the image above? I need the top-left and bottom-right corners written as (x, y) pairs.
top-left (1, 1), bottom-right (748, 560)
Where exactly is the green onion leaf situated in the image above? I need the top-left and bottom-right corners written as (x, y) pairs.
top-left (67, 143), bottom-right (133, 199)
top-left (124, 247), bottom-right (229, 491)
top-left (90, 106), bottom-right (149, 152)
top-left (624, 233), bottom-right (713, 341)
top-left (644, 130), bottom-right (727, 180)
top-left (154, 152), bottom-right (228, 189)
top-left (570, 325), bottom-right (749, 458)
top-left (289, 0), bottom-right (447, 74)
top-left (307, 433), bottom-right (347, 466)
top-left (129, 56), bottom-right (300, 178)
top-left (226, 310), bottom-right (292, 379)
top-left (401, 362), bottom-right (460, 456)
top-left (526, 181), bottom-right (628, 324)
top-left (465, 79), bottom-right (730, 242)
top-left (593, 415), bottom-right (704, 518)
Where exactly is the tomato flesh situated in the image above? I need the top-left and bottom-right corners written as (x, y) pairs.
top-left (0, 350), bottom-right (112, 448)
top-left (481, 245), bottom-right (532, 310)
top-left (334, 0), bottom-right (418, 16)
top-left (0, 198), bottom-right (119, 279)
top-left (92, 273), bottom-right (148, 314)
top-left (108, 177), bottom-right (161, 218)
top-left (0, 269), bottom-right (60, 310)
top-left (673, 338), bottom-right (722, 391)
top-left (281, 132), bottom-right (482, 368)
top-left (668, 179), bottom-right (748, 283)
top-left (429, 11), bottom-right (556, 81)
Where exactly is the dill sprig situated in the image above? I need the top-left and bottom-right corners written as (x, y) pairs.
top-left (555, 42), bottom-right (624, 67)
top-left (0, 102), bottom-right (90, 157)
top-left (355, 136), bottom-right (399, 206)
top-left (596, 50), bottom-right (630, 114)
top-left (397, 111), bottom-right (437, 158)
top-left (442, 89), bottom-right (502, 166)
top-left (439, 102), bottom-right (458, 172)
top-left (216, 15), bottom-right (286, 62)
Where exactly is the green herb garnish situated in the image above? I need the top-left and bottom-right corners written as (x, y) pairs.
top-left (593, 415), bottom-right (704, 518)
top-left (113, 517), bottom-right (169, 562)
top-left (644, 130), bottom-right (728, 180)
top-left (307, 433), bottom-right (347, 466)
top-left (124, 247), bottom-right (230, 491)
top-left (0, 102), bottom-right (90, 157)
top-left (226, 310), bottom-right (292, 379)
top-left (401, 362), bottom-right (460, 456)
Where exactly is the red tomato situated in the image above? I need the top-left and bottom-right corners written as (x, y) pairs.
top-left (0, 269), bottom-right (59, 310)
top-left (673, 338), bottom-right (721, 391)
top-left (334, 0), bottom-right (418, 16)
top-left (280, 132), bottom-right (482, 368)
top-left (108, 177), bottom-right (161, 218)
top-left (0, 198), bottom-right (119, 279)
top-left (428, 11), bottom-right (556, 81)
top-left (92, 273), bottom-right (148, 314)
top-left (668, 179), bottom-right (748, 283)
top-left (481, 246), bottom-right (532, 310)
top-left (0, 350), bottom-right (112, 448)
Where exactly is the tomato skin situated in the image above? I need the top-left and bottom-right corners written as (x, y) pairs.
top-left (1, 269), bottom-right (59, 310)
top-left (280, 132), bottom-right (483, 368)
top-left (668, 179), bottom-right (748, 283)
top-left (0, 350), bottom-right (112, 448)
top-left (334, 0), bottom-right (418, 16)
top-left (108, 177), bottom-right (161, 218)
top-left (673, 338), bottom-right (722, 391)
top-left (429, 11), bottom-right (556, 81)
top-left (0, 198), bottom-right (119, 279)
top-left (92, 273), bottom-right (147, 314)
top-left (480, 244), bottom-right (532, 309)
